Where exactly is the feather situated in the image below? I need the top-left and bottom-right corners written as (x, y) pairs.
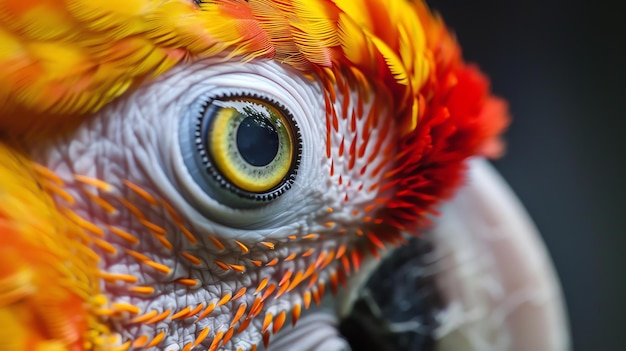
top-left (0, 145), bottom-right (108, 351)
top-left (0, 0), bottom-right (444, 137)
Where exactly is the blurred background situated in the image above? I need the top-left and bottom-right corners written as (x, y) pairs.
top-left (426, 1), bottom-right (625, 350)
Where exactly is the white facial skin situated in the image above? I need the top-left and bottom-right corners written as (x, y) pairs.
top-left (27, 57), bottom-right (569, 351)
top-left (28, 58), bottom-right (398, 350)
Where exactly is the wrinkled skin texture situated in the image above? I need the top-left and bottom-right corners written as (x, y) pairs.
top-left (0, 1), bottom-right (568, 351)
top-left (25, 58), bottom-right (401, 350)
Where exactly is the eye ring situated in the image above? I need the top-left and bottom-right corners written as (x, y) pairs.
top-left (181, 91), bottom-right (302, 207)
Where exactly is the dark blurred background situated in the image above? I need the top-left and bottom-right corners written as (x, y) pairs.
top-left (426, 1), bottom-right (625, 350)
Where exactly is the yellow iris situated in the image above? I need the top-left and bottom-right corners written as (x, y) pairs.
top-left (206, 98), bottom-right (295, 193)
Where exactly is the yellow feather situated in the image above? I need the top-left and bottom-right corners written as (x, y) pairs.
top-left (371, 36), bottom-right (409, 85)
top-left (332, 0), bottom-right (373, 31)
top-left (0, 144), bottom-right (109, 351)
top-left (290, 0), bottom-right (340, 65)
top-left (337, 13), bottom-right (373, 68)
top-left (249, 0), bottom-right (307, 69)
top-left (0, 0), bottom-right (438, 134)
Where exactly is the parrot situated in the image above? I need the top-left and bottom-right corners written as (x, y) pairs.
top-left (0, 0), bottom-right (570, 350)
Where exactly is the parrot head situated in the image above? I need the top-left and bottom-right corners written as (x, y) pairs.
top-left (0, 1), bottom-right (567, 351)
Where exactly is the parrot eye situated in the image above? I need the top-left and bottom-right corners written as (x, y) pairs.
top-left (180, 92), bottom-right (302, 208)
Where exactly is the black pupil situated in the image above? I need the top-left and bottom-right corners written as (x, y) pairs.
top-left (236, 116), bottom-right (280, 167)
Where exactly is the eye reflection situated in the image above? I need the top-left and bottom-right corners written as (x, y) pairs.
top-left (236, 113), bottom-right (280, 167)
